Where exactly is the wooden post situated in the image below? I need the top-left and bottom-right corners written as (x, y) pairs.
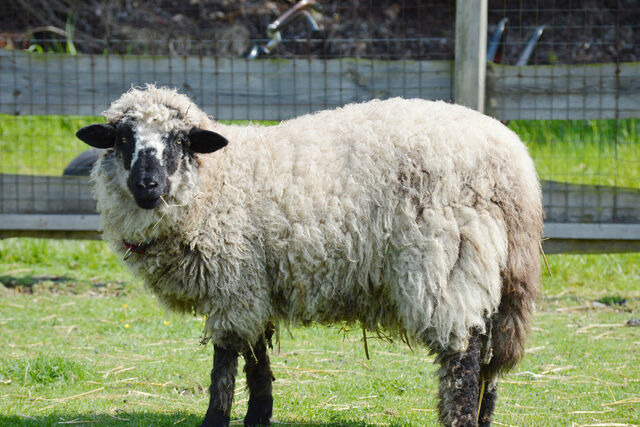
top-left (454, 0), bottom-right (487, 112)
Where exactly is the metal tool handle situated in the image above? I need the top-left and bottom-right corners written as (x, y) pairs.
top-left (267, 0), bottom-right (318, 38)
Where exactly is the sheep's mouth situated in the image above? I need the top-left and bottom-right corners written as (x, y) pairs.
top-left (134, 194), bottom-right (163, 210)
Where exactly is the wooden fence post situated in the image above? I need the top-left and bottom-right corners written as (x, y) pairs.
top-left (454, 0), bottom-right (487, 112)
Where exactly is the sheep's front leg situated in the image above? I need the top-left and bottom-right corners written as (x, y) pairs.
top-left (437, 331), bottom-right (482, 426)
top-left (201, 344), bottom-right (239, 427)
top-left (243, 325), bottom-right (275, 427)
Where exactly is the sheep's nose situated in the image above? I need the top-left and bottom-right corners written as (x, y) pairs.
top-left (136, 178), bottom-right (158, 190)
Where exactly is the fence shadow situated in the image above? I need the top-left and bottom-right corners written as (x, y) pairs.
top-left (0, 274), bottom-right (126, 296)
top-left (0, 275), bottom-right (75, 292)
top-left (0, 412), bottom-right (386, 426)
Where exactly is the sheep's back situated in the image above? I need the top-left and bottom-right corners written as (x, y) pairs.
top-left (196, 98), bottom-right (538, 351)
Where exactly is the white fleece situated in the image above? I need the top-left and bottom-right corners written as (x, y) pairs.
top-left (91, 85), bottom-right (542, 353)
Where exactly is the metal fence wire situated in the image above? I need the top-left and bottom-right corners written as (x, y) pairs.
top-left (0, 1), bottom-right (639, 241)
top-left (487, 1), bottom-right (640, 225)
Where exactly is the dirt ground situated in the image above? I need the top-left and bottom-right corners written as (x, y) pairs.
top-left (1, 0), bottom-right (638, 63)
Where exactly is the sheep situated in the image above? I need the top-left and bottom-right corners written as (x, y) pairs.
top-left (76, 85), bottom-right (542, 427)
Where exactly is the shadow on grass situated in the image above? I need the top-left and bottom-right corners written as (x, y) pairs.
top-left (0, 412), bottom-right (200, 426)
top-left (0, 274), bottom-right (126, 295)
top-left (0, 275), bottom-right (75, 291)
top-left (0, 413), bottom-right (387, 426)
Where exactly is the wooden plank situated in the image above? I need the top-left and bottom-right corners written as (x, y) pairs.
top-left (486, 62), bottom-right (640, 120)
top-left (542, 238), bottom-right (640, 254)
top-left (4, 51), bottom-right (638, 122)
top-left (0, 214), bottom-right (100, 230)
top-left (543, 223), bottom-right (640, 254)
top-left (3, 215), bottom-right (640, 254)
top-left (544, 222), bottom-right (640, 240)
top-left (0, 174), bottom-right (96, 214)
top-left (0, 51), bottom-right (452, 120)
top-left (0, 229), bottom-right (101, 240)
top-left (454, 0), bottom-right (487, 112)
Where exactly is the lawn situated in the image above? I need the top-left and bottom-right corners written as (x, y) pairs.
top-left (0, 239), bottom-right (639, 426)
top-left (0, 116), bottom-right (639, 425)
top-left (1, 115), bottom-right (639, 189)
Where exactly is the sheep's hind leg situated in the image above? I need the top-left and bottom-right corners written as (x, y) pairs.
top-left (201, 344), bottom-right (239, 427)
top-left (477, 378), bottom-right (498, 427)
top-left (243, 324), bottom-right (275, 427)
top-left (437, 330), bottom-right (482, 426)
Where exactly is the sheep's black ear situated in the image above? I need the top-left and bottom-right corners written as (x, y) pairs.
top-left (188, 128), bottom-right (228, 153)
top-left (76, 124), bottom-right (116, 149)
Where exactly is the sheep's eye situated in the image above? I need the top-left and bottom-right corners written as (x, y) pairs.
top-left (175, 138), bottom-right (182, 145)
top-left (121, 137), bottom-right (127, 144)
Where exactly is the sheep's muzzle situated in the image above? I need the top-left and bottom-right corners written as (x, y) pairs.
top-left (127, 148), bottom-right (167, 209)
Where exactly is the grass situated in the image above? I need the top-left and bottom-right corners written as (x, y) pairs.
top-left (1, 115), bottom-right (639, 189)
top-left (510, 119), bottom-right (640, 188)
top-left (0, 239), bottom-right (639, 426)
top-left (0, 115), bottom-right (98, 176)
top-left (0, 115), bottom-right (277, 176)
top-left (0, 115), bottom-right (639, 424)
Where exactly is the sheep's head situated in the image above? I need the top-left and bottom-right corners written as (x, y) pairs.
top-left (75, 86), bottom-right (227, 210)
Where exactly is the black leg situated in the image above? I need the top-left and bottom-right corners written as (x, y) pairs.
top-left (201, 344), bottom-right (239, 427)
top-left (243, 325), bottom-right (275, 427)
top-left (478, 379), bottom-right (498, 427)
top-left (437, 331), bottom-right (482, 427)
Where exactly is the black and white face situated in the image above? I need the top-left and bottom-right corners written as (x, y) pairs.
top-left (76, 120), bottom-right (228, 209)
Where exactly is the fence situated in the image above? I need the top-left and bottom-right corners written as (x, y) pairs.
top-left (1, 0), bottom-right (639, 252)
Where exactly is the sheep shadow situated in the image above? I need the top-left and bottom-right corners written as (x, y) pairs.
top-left (0, 413), bottom-right (392, 426)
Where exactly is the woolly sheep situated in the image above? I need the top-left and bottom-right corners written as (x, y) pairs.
top-left (76, 85), bottom-right (542, 427)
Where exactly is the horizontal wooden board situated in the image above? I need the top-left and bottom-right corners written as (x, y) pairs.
top-left (0, 229), bottom-right (101, 240)
top-left (543, 222), bottom-right (640, 240)
top-left (3, 51), bottom-right (638, 121)
top-left (3, 215), bottom-right (640, 253)
top-left (486, 62), bottom-right (640, 120)
top-left (0, 213), bottom-right (101, 239)
top-left (543, 223), bottom-right (640, 254)
top-left (542, 238), bottom-right (640, 254)
top-left (0, 213), bottom-right (100, 230)
top-left (0, 51), bottom-right (452, 120)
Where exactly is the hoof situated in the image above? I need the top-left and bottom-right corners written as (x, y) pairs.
top-left (244, 417), bottom-right (271, 427)
top-left (244, 396), bottom-right (272, 426)
top-left (200, 411), bottom-right (230, 427)
top-left (244, 410), bottom-right (271, 427)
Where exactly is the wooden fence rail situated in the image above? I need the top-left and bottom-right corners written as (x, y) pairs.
top-left (2, 51), bottom-right (639, 121)
top-left (0, 51), bottom-right (453, 120)
top-left (486, 62), bottom-right (640, 120)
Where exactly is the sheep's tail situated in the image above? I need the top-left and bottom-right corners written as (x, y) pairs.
top-left (485, 190), bottom-right (543, 378)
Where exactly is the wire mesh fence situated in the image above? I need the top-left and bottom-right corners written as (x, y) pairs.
top-left (0, 1), bottom-right (639, 245)
top-left (487, 0), bottom-right (640, 225)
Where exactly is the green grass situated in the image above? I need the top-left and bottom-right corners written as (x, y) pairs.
top-left (0, 239), bottom-right (639, 426)
top-left (0, 115), bottom-right (277, 176)
top-left (0, 115), bottom-right (639, 424)
top-left (1, 115), bottom-right (639, 189)
top-left (0, 115), bottom-right (99, 175)
top-left (509, 119), bottom-right (640, 188)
